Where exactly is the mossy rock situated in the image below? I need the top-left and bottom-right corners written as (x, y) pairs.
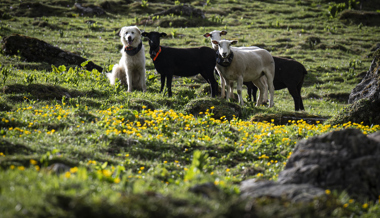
top-left (323, 92), bottom-right (350, 102)
top-left (2, 84), bottom-right (83, 101)
top-left (13, 2), bottom-right (72, 17)
top-left (0, 101), bottom-right (12, 111)
top-left (128, 98), bottom-right (157, 111)
top-left (327, 98), bottom-right (380, 126)
top-left (339, 9), bottom-right (380, 26)
top-left (250, 112), bottom-right (330, 125)
top-left (158, 17), bottom-right (219, 28)
top-left (0, 139), bottom-right (34, 155)
top-left (184, 97), bottom-right (241, 120)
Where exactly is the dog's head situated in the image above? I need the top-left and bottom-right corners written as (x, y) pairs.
top-left (119, 26), bottom-right (142, 48)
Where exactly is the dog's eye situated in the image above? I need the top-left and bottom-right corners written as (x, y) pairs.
top-left (132, 32), bottom-right (134, 34)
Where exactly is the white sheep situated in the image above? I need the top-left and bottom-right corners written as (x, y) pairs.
top-left (212, 40), bottom-right (275, 107)
top-left (204, 30), bottom-right (268, 102)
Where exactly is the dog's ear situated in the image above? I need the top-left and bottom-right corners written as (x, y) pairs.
top-left (203, 33), bottom-right (211, 38)
top-left (160, 32), bottom-right (167, 37)
top-left (134, 26), bottom-right (141, 34)
top-left (220, 30), bottom-right (227, 36)
top-left (116, 29), bottom-right (121, 36)
top-left (211, 40), bottom-right (219, 45)
top-left (141, 32), bottom-right (149, 37)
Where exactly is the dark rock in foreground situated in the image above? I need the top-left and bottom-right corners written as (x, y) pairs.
top-left (1, 34), bottom-right (103, 72)
top-left (240, 180), bottom-right (325, 202)
top-left (241, 129), bottom-right (380, 202)
top-left (279, 128), bottom-right (380, 201)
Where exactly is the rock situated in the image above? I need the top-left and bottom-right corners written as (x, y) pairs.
top-left (339, 10), bottom-right (380, 26)
top-left (328, 48), bottom-right (380, 125)
top-left (46, 163), bottom-right (71, 175)
top-left (189, 182), bottom-right (220, 198)
top-left (348, 49), bottom-right (380, 103)
top-left (240, 179), bottom-right (325, 202)
top-left (1, 34), bottom-right (103, 72)
top-left (184, 97), bottom-right (241, 120)
top-left (250, 112), bottom-right (329, 125)
top-left (74, 3), bottom-right (105, 16)
top-left (152, 5), bottom-right (205, 19)
top-left (277, 128), bottom-right (380, 201)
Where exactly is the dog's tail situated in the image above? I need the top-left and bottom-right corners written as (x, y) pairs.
top-left (106, 64), bottom-right (127, 85)
top-left (106, 64), bottom-right (120, 85)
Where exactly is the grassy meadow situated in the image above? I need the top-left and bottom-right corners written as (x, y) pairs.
top-left (1, 0), bottom-right (380, 217)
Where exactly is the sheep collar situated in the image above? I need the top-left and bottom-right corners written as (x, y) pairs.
top-left (124, 41), bottom-right (143, 56)
top-left (216, 50), bottom-right (234, 67)
top-left (149, 46), bottom-right (162, 61)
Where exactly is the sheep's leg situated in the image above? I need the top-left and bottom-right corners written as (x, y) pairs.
top-left (225, 79), bottom-right (232, 102)
top-left (297, 82), bottom-right (305, 110)
top-left (287, 86), bottom-right (301, 111)
top-left (208, 76), bottom-right (218, 98)
top-left (264, 72), bottom-right (275, 107)
top-left (167, 75), bottom-right (173, 97)
top-left (218, 69), bottom-right (226, 98)
top-left (160, 74), bottom-right (165, 94)
top-left (237, 76), bottom-right (244, 106)
top-left (252, 79), bottom-right (265, 106)
top-left (260, 76), bottom-right (269, 103)
top-left (289, 81), bottom-right (305, 111)
top-left (244, 82), bottom-right (257, 102)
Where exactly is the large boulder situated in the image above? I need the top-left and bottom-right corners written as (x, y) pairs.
top-left (278, 128), bottom-right (380, 201)
top-left (348, 49), bottom-right (380, 103)
top-left (328, 48), bottom-right (380, 125)
top-left (240, 129), bottom-right (380, 202)
top-left (1, 34), bottom-right (103, 72)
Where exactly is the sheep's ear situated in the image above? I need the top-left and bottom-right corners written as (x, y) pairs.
top-left (141, 32), bottom-right (149, 37)
top-left (220, 30), bottom-right (227, 35)
top-left (160, 32), bottom-right (167, 37)
top-left (211, 40), bottom-right (219, 45)
top-left (230, 40), bottom-right (238, 45)
top-left (203, 33), bottom-right (211, 38)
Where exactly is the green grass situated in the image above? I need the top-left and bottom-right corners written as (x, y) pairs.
top-left (1, 0), bottom-right (380, 217)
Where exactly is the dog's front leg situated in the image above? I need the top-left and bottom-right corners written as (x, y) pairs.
top-left (126, 70), bottom-right (133, 92)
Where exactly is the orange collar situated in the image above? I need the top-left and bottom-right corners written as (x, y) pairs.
top-left (153, 47), bottom-right (161, 61)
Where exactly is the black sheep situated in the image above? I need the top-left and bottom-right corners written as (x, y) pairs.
top-left (142, 31), bottom-right (218, 97)
top-left (246, 57), bottom-right (307, 111)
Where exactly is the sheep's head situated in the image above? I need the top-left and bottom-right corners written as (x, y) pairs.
top-left (141, 31), bottom-right (167, 50)
top-left (204, 30), bottom-right (227, 50)
top-left (119, 26), bottom-right (141, 48)
top-left (212, 40), bottom-right (237, 59)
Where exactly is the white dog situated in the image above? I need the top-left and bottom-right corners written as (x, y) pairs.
top-left (106, 26), bottom-right (146, 92)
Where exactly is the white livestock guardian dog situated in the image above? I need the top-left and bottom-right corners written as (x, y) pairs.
top-left (106, 26), bottom-right (146, 92)
top-left (212, 40), bottom-right (275, 107)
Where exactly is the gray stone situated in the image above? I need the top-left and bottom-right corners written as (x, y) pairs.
top-left (278, 128), bottom-right (380, 201)
top-left (348, 49), bottom-right (380, 103)
top-left (240, 179), bottom-right (325, 203)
